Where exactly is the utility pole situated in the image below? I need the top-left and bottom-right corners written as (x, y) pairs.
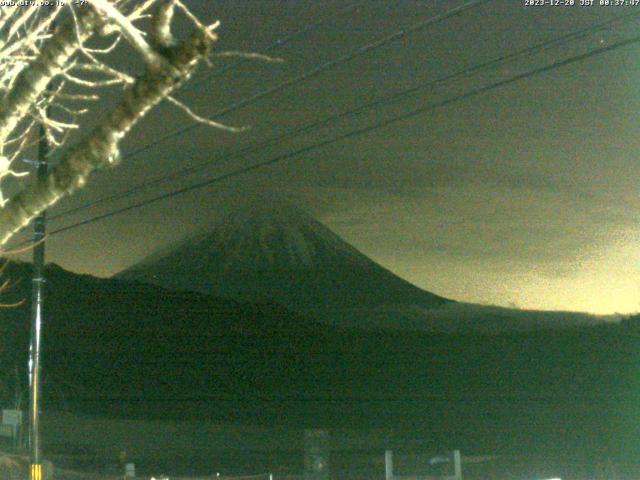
top-left (453, 450), bottom-right (462, 480)
top-left (27, 12), bottom-right (55, 479)
top-left (28, 105), bottom-right (49, 480)
top-left (385, 449), bottom-right (393, 480)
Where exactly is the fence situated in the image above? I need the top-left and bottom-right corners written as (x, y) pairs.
top-left (55, 472), bottom-right (303, 480)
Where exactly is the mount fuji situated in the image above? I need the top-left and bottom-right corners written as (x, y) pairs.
top-left (117, 202), bottom-right (604, 332)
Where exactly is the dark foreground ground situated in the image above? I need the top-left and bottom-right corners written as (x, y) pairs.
top-left (13, 410), bottom-right (635, 479)
top-left (0, 264), bottom-right (638, 478)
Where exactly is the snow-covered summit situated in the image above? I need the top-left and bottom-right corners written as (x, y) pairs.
top-left (129, 202), bottom-right (368, 272)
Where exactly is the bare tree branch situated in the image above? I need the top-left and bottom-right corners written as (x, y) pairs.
top-left (88, 0), bottom-right (165, 69)
top-left (0, 6), bottom-right (99, 147)
top-left (0, 0), bottom-right (253, 247)
top-left (0, 25), bottom-right (216, 246)
top-left (166, 95), bottom-right (247, 132)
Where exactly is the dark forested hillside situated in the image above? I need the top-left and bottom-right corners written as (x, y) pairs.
top-left (0, 261), bottom-right (638, 466)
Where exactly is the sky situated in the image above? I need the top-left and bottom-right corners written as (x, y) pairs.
top-left (7, 0), bottom-right (640, 315)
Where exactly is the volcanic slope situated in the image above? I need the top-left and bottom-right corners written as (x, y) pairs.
top-left (117, 203), bottom-right (603, 332)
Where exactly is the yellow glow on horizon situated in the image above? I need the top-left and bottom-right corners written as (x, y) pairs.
top-left (382, 231), bottom-right (640, 316)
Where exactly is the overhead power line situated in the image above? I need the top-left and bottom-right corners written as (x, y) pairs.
top-left (42, 34), bottom-right (640, 240)
top-left (119, 0), bottom-right (492, 162)
top-left (185, 2), bottom-right (365, 91)
top-left (48, 10), bottom-right (640, 224)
